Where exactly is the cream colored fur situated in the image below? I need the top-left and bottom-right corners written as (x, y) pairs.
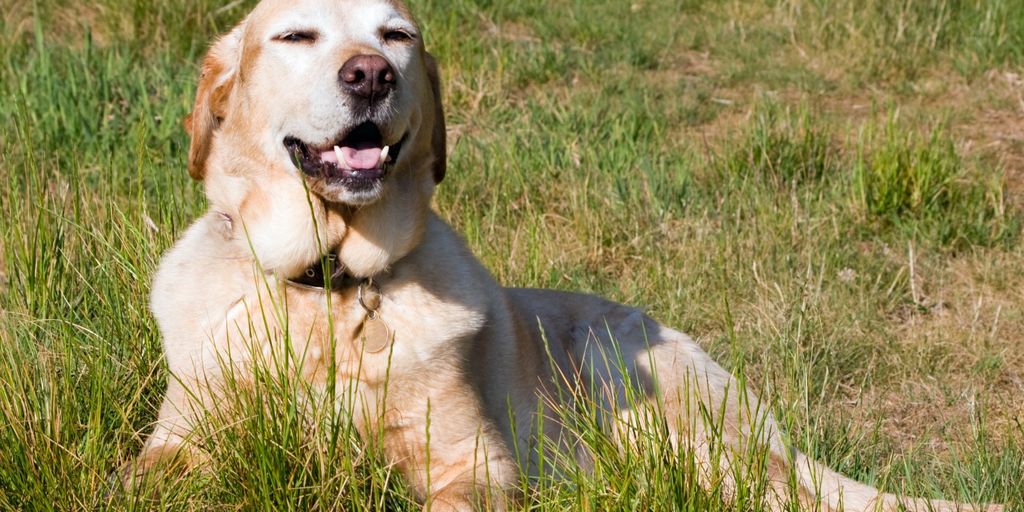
top-left (131, 1), bottom-right (1003, 511)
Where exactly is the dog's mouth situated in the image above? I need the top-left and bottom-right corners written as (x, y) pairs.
top-left (284, 122), bottom-right (405, 186)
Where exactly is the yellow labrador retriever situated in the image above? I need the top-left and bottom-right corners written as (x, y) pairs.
top-left (133, 0), bottom-right (1001, 510)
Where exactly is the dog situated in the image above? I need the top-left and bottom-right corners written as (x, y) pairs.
top-left (131, 0), bottom-right (1004, 510)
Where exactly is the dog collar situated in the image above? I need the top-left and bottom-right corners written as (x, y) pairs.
top-left (286, 254), bottom-right (393, 354)
top-left (285, 253), bottom-right (361, 290)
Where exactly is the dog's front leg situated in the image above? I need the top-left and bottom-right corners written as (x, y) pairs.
top-left (378, 373), bottom-right (519, 511)
top-left (124, 375), bottom-right (216, 487)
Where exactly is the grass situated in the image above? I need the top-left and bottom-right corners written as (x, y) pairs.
top-left (2, 0), bottom-right (1024, 509)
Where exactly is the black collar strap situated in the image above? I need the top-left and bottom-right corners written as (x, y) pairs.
top-left (286, 253), bottom-right (363, 290)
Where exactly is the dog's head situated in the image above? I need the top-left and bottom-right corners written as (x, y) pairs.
top-left (186, 0), bottom-right (445, 277)
top-left (187, 0), bottom-right (444, 204)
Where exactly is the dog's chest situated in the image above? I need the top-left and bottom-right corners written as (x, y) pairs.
top-left (272, 270), bottom-right (487, 387)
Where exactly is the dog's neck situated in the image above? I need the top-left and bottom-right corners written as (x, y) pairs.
top-left (205, 154), bottom-right (433, 280)
top-left (330, 164), bottom-right (433, 277)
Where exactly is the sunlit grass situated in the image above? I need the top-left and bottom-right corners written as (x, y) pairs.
top-left (2, 0), bottom-right (1023, 509)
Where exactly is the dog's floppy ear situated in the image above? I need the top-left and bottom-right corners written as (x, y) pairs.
top-left (425, 53), bottom-right (446, 183)
top-left (184, 27), bottom-right (242, 180)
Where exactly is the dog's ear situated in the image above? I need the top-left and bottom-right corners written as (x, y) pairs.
top-left (424, 52), bottom-right (446, 184)
top-left (184, 27), bottom-right (242, 180)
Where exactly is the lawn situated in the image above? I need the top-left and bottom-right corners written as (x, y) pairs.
top-left (1, 0), bottom-right (1023, 509)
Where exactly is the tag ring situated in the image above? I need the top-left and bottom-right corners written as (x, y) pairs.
top-left (357, 278), bottom-right (382, 316)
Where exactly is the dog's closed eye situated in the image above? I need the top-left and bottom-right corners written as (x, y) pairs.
top-left (275, 30), bottom-right (318, 43)
top-left (381, 29), bottom-right (415, 44)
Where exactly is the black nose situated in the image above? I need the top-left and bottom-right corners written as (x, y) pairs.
top-left (339, 54), bottom-right (395, 103)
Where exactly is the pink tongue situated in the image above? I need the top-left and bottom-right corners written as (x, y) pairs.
top-left (318, 146), bottom-right (381, 170)
top-left (343, 147), bottom-right (381, 170)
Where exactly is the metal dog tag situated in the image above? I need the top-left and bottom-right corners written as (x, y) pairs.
top-left (359, 315), bottom-right (392, 354)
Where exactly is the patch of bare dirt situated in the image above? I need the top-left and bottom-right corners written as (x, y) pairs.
top-left (484, 20), bottom-right (540, 45)
top-left (52, 3), bottom-right (113, 47)
top-left (846, 250), bottom-right (1024, 452)
top-left (1, 0), bottom-right (32, 45)
top-left (5, 1), bottom-right (116, 49)
top-left (854, 381), bottom-right (1000, 456)
top-left (647, 49), bottom-right (716, 81)
top-left (954, 71), bottom-right (1024, 201)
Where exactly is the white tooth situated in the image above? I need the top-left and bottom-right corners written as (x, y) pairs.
top-left (379, 145), bottom-right (390, 166)
top-left (333, 145), bottom-right (351, 170)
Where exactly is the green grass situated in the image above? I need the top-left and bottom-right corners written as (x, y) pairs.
top-left (2, 0), bottom-right (1024, 509)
